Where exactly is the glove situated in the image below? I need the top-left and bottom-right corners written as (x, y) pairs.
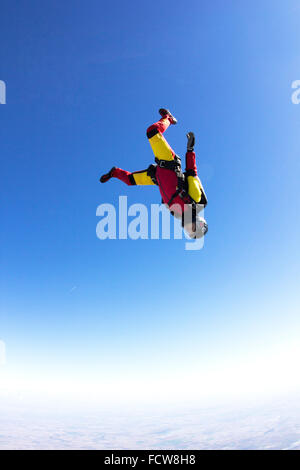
top-left (186, 132), bottom-right (195, 152)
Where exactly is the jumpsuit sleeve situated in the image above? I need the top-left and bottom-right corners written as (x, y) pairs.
top-left (185, 151), bottom-right (202, 203)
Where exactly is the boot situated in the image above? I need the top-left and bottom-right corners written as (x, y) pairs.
top-left (158, 108), bottom-right (178, 125)
top-left (99, 167), bottom-right (116, 183)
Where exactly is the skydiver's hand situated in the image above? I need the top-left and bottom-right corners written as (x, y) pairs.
top-left (186, 132), bottom-right (195, 152)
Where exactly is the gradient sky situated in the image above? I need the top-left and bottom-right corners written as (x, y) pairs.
top-left (1, 0), bottom-right (300, 409)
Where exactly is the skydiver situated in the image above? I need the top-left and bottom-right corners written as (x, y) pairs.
top-left (100, 109), bottom-right (208, 239)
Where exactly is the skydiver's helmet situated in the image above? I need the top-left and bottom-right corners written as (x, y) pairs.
top-left (183, 214), bottom-right (208, 239)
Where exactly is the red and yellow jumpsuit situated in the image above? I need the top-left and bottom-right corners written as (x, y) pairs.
top-left (111, 115), bottom-right (205, 217)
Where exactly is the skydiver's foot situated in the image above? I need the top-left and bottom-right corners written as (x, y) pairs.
top-left (99, 167), bottom-right (116, 183)
top-left (186, 132), bottom-right (195, 152)
top-left (159, 108), bottom-right (178, 125)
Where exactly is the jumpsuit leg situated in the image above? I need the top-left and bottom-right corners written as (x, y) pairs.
top-left (112, 167), bottom-right (155, 186)
top-left (110, 116), bottom-right (176, 186)
top-left (146, 117), bottom-right (176, 162)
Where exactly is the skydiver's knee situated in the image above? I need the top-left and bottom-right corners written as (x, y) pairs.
top-left (128, 173), bottom-right (137, 185)
top-left (147, 124), bottom-right (160, 139)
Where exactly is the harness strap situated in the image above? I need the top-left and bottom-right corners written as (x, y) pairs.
top-left (146, 164), bottom-right (158, 185)
top-left (155, 155), bottom-right (182, 171)
top-left (167, 172), bottom-right (190, 207)
top-left (167, 188), bottom-right (181, 207)
top-left (155, 155), bottom-right (206, 209)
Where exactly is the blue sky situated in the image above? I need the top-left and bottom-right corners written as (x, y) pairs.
top-left (1, 0), bottom-right (300, 408)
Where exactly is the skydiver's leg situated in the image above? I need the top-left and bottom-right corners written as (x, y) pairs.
top-left (146, 114), bottom-right (176, 162)
top-left (112, 168), bottom-right (134, 185)
top-left (100, 167), bottom-right (155, 186)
